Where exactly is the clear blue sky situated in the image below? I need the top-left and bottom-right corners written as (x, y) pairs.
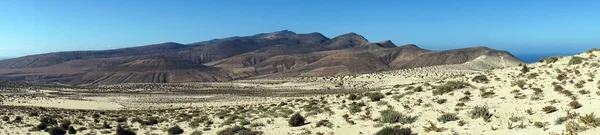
top-left (1, 0), bottom-right (599, 57)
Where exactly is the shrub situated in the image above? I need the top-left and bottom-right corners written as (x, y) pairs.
top-left (368, 92), bottom-right (385, 101)
top-left (569, 100), bottom-right (582, 109)
top-left (374, 127), bottom-right (412, 135)
top-left (189, 116), bottom-right (210, 128)
top-left (288, 113), bottom-right (306, 127)
top-left (433, 81), bottom-right (470, 95)
top-left (412, 86), bottom-right (423, 92)
top-left (554, 85), bottom-right (564, 91)
top-left (239, 119), bottom-right (251, 126)
top-left (542, 106), bottom-right (558, 114)
top-left (511, 80), bottom-right (526, 88)
top-left (436, 99), bottom-right (447, 104)
top-left (348, 102), bottom-right (365, 114)
top-left (46, 127), bottom-right (66, 135)
top-left (67, 126), bottom-right (76, 134)
top-left (557, 73), bottom-right (567, 81)
top-left (249, 122), bottom-right (265, 127)
top-left (521, 65), bottom-right (530, 73)
top-left (35, 122), bottom-right (49, 131)
top-left (527, 73), bottom-right (539, 79)
top-left (470, 106), bottom-right (491, 120)
top-left (59, 120), bottom-right (71, 130)
top-left (588, 48), bottom-right (600, 53)
top-left (472, 75), bottom-right (489, 83)
top-left (167, 125), bottom-right (184, 134)
top-left (531, 88), bottom-right (543, 95)
top-left (315, 120), bottom-right (333, 128)
top-left (565, 121), bottom-right (587, 133)
top-left (556, 117), bottom-right (569, 125)
top-left (217, 126), bottom-right (260, 135)
top-left (379, 109), bottom-right (417, 124)
top-left (141, 117), bottom-right (160, 125)
top-left (40, 116), bottom-right (58, 125)
top-left (423, 121), bottom-right (447, 132)
top-left (190, 130), bottom-right (202, 135)
top-left (579, 113), bottom-right (600, 127)
top-left (437, 113), bottom-right (459, 123)
top-left (539, 57), bottom-right (559, 64)
top-left (534, 121), bottom-right (549, 128)
top-left (1, 116), bottom-right (8, 121)
top-left (348, 94), bottom-right (358, 100)
top-left (115, 125), bottom-right (136, 135)
top-left (568, 57), bottom-right (585, 65)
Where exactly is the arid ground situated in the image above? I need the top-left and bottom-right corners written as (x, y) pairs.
top-left (1, 49), bottom-right (600, 135)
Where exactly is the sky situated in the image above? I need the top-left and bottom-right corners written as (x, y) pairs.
top-left (1, 0), bottom-right (599, 57)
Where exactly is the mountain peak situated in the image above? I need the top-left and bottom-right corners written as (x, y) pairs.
top-left (273, 29), bottom-right (296, 34)
top-left (400, 44), bottom-right (420, 48)
top-left (375, 40), bottom-right (397, 48)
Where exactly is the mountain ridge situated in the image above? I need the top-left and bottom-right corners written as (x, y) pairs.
top-left (0, 30), bottom-right (524, 85)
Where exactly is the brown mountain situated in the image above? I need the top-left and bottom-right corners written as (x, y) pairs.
top-left (0, 30), bottom-right (524, 85)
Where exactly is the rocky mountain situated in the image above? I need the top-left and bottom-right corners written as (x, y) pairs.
top-left (0, 30), bottom-right (524, 85)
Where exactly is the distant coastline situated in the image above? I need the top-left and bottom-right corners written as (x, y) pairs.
top-left (514, 53), bottom-right (578, 63)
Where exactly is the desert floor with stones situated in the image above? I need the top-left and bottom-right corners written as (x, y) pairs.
top-left (1, 49), bottom-right (600, 135)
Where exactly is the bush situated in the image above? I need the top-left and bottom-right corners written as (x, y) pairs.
top-left (374, 127), bottom-right (412, 135)
top-left (167, 125), bottom-right (184, 134)
top-left (412, 86), bottom-right (423, 92)
top-left (539, 57), bottom-right (559, 64)
top-left (379, 109), bottom-right (417, 124)
top-left (40, 116), bottom-right (58, 125)
top-left (436, 99), bottom-right (447, 104)
top-left (470, 106), bottom-right (491, 120)
top-left (190, 130), bottom-right (203, 135)
top-left (315, 120), bottom-right (333, 128)
top-left (115, 125), bottom-right (136, 135)
top-left (437, 113), bottom-right (459, 123)
top-left (67, 126), bottom-right (76, 134)
top-left (35, 122), bottom-right (49, 131)
top-left (216, 126), bottom-right (260, 135)
top-left (579, 113), bottom-right (600, 127)
top-left (521, 65), bottom-right (530, 73)
top-left (554, 85), bottom-right (564, 91)
top-left (531, 88), bottom-right (543, 95)
top-left (368, 92), bottom-right (385, 101)
top-left (556, 117), bottom-right (569, 125)
top-left (46, 127), bottom-right (66, 135)
top-left (542, 106), bottom-right (558, 114)
top-left (568, 57), bottom-right (585, 65)
top-left (189, 116), bottom-right (210, 128)
top-left (348, 94), bottom-right (359, 100)
top-left (557, 73), bottom-right (567, 81)
top-left (471, 75), bottom-right (489, 83)
top-left (569, 100), bottom-right (582, 109)
top-left (511, 80), bottom-right (526, 88)
top-left (288, 113), bottom-right (306, 127)
top-left (1, 116), bottom-right (8, 121)
top-left (59, 120), bottom-right (71, 130)
top-left (433, 81), bottom-right (470, 95)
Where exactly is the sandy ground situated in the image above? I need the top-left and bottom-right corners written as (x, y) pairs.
top-left (1, 50), bottom-right (599, 135)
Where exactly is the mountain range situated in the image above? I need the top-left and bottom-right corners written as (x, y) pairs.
top-left (0, 30), bottom-right (524, 85)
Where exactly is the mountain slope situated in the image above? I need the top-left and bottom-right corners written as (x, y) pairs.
top-left (0, 30), bottom-right (524, 85)
top-left (67, 57), bottom-right (231, 85)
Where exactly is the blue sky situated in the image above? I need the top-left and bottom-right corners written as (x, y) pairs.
top-left (1, 0), bottom-right (599, 57)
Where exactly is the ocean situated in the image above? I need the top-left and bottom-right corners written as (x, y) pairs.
top-left (513, 53), bottom-right (579, 63)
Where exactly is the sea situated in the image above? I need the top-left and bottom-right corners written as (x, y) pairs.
top-left (513, 53), bottom-right (579, 63)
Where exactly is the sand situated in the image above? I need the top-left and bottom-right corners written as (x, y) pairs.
top-left (0, 50), bottom-right (599, 135)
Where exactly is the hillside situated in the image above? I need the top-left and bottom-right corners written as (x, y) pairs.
top-left (0, 30), bottom-right (524, 85)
